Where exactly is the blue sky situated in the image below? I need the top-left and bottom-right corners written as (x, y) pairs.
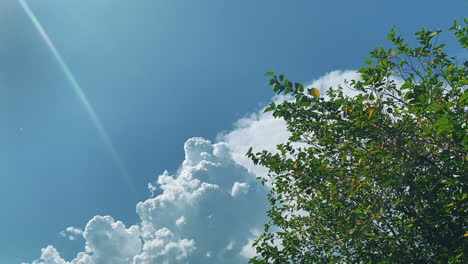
top-left (2, 0), bottom-right (467, 263)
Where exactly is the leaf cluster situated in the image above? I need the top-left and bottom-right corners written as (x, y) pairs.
top-left (249, 20), bottom-right (468, 263)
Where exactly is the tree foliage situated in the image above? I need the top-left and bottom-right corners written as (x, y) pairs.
top-left (248, 20), bottom-right (468, 263)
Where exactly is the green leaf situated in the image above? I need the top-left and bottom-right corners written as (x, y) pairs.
top-left (400, 81), bottom-right (412, 90)
top-left (294, 82), bottom-right (304, 93)
top-left (404, 91), bottom-right (414, 101)
top-left (264, 102), bottom-right (276, 113)
top-left (268, 78), bottom-right (276, 86)
top-left (424, 103), bottom-right (440, 112)
top-left (265, 71), bottom-right (275, 76)
top-left (459, 90), bottom-right (468, 106)
top-left (387, 28), bottom-right (396, 41)
top-left (434, 117), bottom-right (454, 135)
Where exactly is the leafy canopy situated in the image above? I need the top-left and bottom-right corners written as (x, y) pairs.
top-left (248, 20), bottom-right (468, 263)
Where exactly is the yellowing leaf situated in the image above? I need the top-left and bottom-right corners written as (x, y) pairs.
top-left (408, 224), bottom-right (414, 228)
top-left (464, 233), bottom-right (468, 237)
top-left (447, 202), bottom-right (455, 207)
top-left (368, 108), bottom-right (375, 119)
top-left (391, 50), bottom-right (397, 56)
top-left (329, 196), bottom-right (334, 201)
top-left (358, 158), bottom-right (363, 165)
top-left (460, 193), bottom-right (467, 201)
top-left (311, 87), bottom-right (320, 98)
top-left (316, 191), bottom-right (322, 196)
top-left (410, 217), bottom-right (415, 223)
top-left (292, 161), bottom-right (298, 168)
top-left (365, 165), bottom-right (370, 169)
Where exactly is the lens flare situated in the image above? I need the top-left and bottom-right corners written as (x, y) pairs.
top-left (18, 0), bottom-right (136, 194)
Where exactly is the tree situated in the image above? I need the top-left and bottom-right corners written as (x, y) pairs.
top-left (247, 20), bottom-right (468, 263)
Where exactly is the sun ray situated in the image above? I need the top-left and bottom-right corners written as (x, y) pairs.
top-left (18, 0), bottom-right (136, 194)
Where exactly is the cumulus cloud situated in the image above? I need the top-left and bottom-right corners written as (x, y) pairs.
top-left (82, 215), bottom-right (141, 264)
top-left (26, 70), bottom-right (366, 264)
top-left (26, 138), bottom-right (269, 264)
top-left (134, 138), bottom-right (269, 263)
top-left (30, 246), bottom-right (68, 264)
top-left (33, 216), bottom-right (141, 264)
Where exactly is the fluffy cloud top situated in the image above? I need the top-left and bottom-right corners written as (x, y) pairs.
top-left (135, 138), bottom-right (269, 263)
top-left (26, 138), bottom-right (269, 264)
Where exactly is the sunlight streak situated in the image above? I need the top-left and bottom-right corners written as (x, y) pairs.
top-left (18, 0), bottom-right (136, 194)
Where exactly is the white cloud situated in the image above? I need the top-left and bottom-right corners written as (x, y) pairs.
top-left (34, 216), bottom-right (141, 264)
top-left (133, 228), bottom-right (195, 264)
top-left (31, 246), bottom-right (68, 264)
top-left (26, 138), bottom-right (269, 264)
top-left (82, 215), bottom-right (142, 264)
top-left (59, 227), bottom-right (83, 241)
top-left (217, 108), bottom-right (289, 178)
top-left (175, 216), bottom-right (186, 227)
top-left (25, 70), bottom-right (364, 264)
top-left (134, 138), bottom-right (269, 263)
top-left (147, 182), bottom-right (157, 197)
